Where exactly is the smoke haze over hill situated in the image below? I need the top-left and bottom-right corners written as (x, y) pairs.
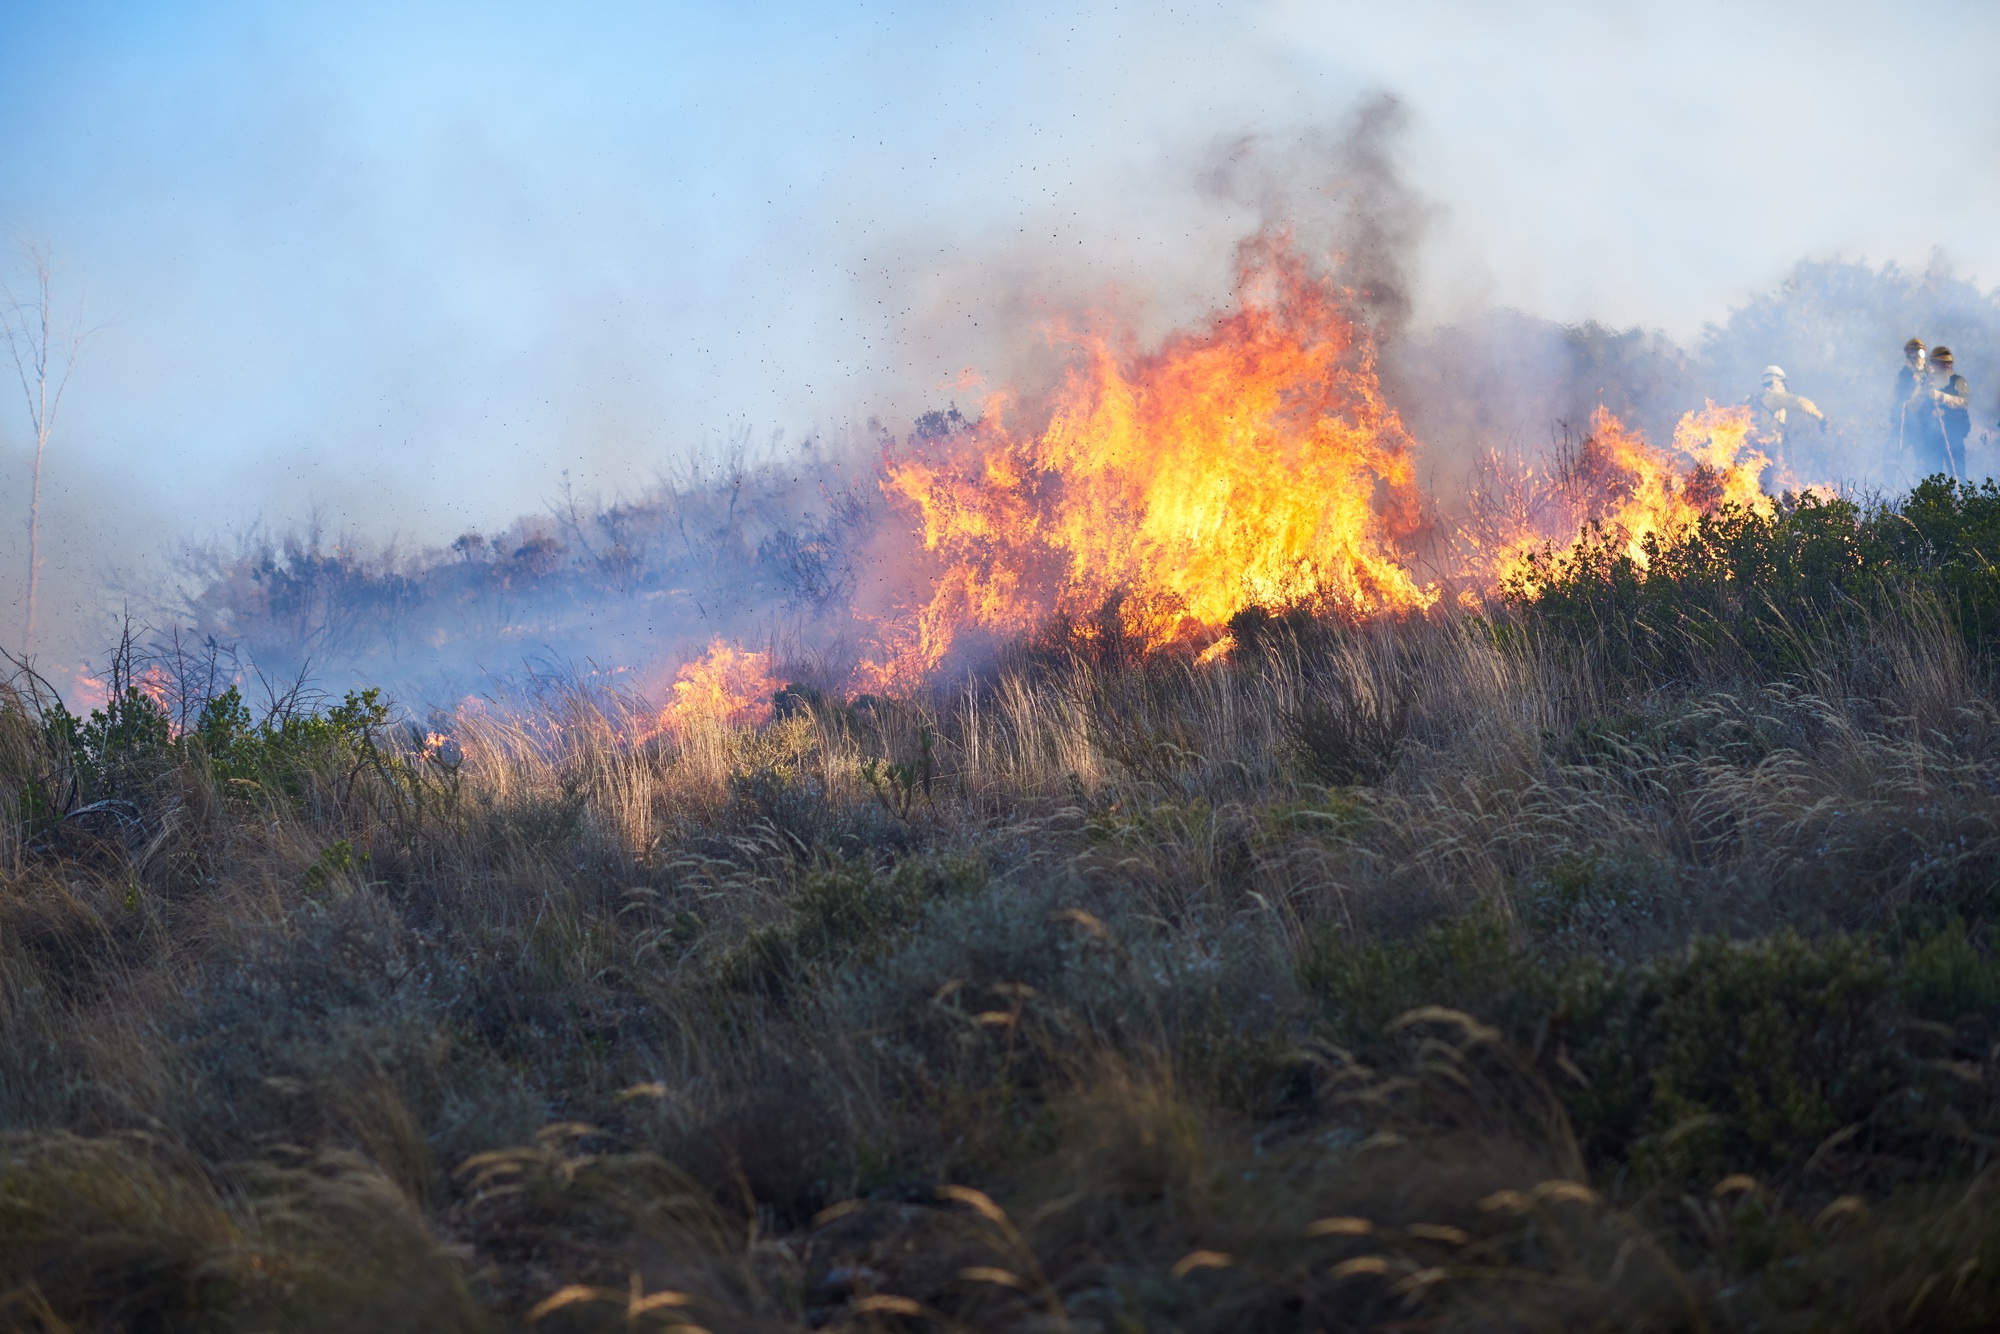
top-left (3, 1), bottom-right (1998, 699)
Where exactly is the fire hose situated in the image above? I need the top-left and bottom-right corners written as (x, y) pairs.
top-left (1937, 397), bottom-right (1963, 483)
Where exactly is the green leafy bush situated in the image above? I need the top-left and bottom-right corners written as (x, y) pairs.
top-left (1620, 932), bottom-right (1899, 1182)
top-left (1302, 918), bottom-right (2000, 1188)
top-left (192, 685), bottom-right (393, 799)
top-left (716, 854), bottom-right (987, 998)
top-left (9, 671), bottom-right (401, 853)
top-left (1507, 478), bottom-right (2000, 680)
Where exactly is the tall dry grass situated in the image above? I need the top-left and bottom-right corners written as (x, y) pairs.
top-left (7, 597), bottom-right (2000, 1329)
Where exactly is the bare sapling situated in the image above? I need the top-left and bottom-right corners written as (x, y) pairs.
top-left (2, 244), bottom-right (88, 657)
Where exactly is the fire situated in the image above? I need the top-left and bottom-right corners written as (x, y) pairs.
top-left (65, 665), bottom-right (109, 714)
top-left (645, 250), bottom-right (1790, 703)
top-left (419, 731), bottom-right (464, 769)
top-left (60, 661), bottom-right (174, 720)
top-left (1670, 402), bottom-right (1771, 515)
top-left (1487, 403), bottom-right (1773, 594)
top-left (869, 230), bottom-right (1436, 685)
top-left (652, 400), bottom-right (1780, 706)
top-left (658, 639), bottom-right (779, 734)
top-left (1593, 403), bottom-right (1771, 564)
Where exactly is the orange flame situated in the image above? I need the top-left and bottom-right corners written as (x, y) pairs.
top-left (658, 639), bottom-right (779, 734)
top-left (1594, 403), bottom-right (1771, 564)
top-left (868, 231), bottom-right (1435, 686)
top-left (1486, 403), bottom-right (1773, 595)
top-left (59, 662), bottom-right (175, 720)
top-left (66, 665), bottom-right (109, 714)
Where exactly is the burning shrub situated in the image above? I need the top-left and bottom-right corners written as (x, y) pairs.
top-left (658, 640), bottom-right (780, 735)
top-left (867, 229), bottom-right (1437, 688)
top-left (1505, 479), bottom-right (2000, 682)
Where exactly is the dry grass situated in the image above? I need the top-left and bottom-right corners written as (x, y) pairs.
top-left (7, 599), bottom-right (2000, 1330)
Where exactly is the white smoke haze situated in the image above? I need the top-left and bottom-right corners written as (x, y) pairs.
top-left (139, 197), bottom-right (2000, 714)
top-left (2, 1), bottom-right (1998, 709)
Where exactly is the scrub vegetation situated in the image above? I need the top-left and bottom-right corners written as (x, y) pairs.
top-left (12, 479), bottom-right (2000, 1331)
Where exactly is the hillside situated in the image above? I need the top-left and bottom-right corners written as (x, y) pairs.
top-left (10, 481), bottom-right (2000, 1330)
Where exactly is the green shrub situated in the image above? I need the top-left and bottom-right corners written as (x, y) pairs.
top-left (1280, 685), bottom-right (1409, 787)
top-left (195, 685), bottom-right (393, 800)
top-left (1507, 479), bottom-right (2000, 681)
top-left (1299, 912), bottom-right (1551, 1043)
top-left (40, 685), bottom-right (174, 809)
top-left (1303, 915), bottom-right (2000, 1187)
top-left (1899, 919), bottom-right (2000, 1023)
top-left (716, 854), bottom-right (987, 998)
top-left (1518, 851), bottom-right (1673, 936)
top-left (1620, 933), bottom-right (1898, 1181)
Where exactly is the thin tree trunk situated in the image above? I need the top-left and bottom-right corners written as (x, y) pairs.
top-left (26, 378), bottom-right (48, 654)
top-left (5, 248), bottom-right (84, 658)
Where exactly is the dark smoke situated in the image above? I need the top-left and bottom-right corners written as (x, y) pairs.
top-left (1196, 92), bottom-right (1431, 338)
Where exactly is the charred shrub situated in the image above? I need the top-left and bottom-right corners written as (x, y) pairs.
top-left (760, 527), bottom-right (851, 609)
top-left (1026, 594), bottom-right (1155, 675)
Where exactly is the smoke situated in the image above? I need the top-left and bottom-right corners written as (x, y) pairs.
top-left (1197, 93), bottom-right (1432, 339)
top-left (154, 431), bottom-right (889, 711)
top-left (1697, 259), bottom-right (2000, 489)
top-left (1391, 258), bottom-right (2000, 501)
top-left (0, 432), bottom-right (158, 688)
top-left (16, 90), bottom-right (2000, 716)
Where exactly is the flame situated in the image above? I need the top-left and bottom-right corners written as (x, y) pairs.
top-left (867, 230), bottom-right (1436, 686)
top-left (65, 665), bottom-right (109, 714)
top-left (1670, 402), bottom-right (1771, 515)
top-left (653, 404), bottom-right (1781, 706)
top-left (1488, 403), bottom-right (1773, 594)
top-left (658, 639), bottom-right (779, 733)
top-left (59, 661), bottom-right (174, 719)
top-left (420, 731), bottom-right (464, 768)
top-left (134, 663), bottom-right (175, 713)
top-left (1593, 403), bottom-right (1771, 564)
top-left (640, 254), bottom-right (1791, 702)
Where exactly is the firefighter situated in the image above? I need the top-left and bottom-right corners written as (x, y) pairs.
top-left (1748, 365), bottom-right (1825, 470)
top-left (1929, 346), bottom-right (1972, 479)
top-left (1896, 338), bottom-right (1929, 451)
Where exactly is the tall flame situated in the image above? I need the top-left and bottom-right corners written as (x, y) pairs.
top-left (647, 243), bottom-right (1797, 705)
top-left (870, 231), bottom-right (1435, 685)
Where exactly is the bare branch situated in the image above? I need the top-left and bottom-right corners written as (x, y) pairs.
top-left (2, 242), bottom-right (91, 655)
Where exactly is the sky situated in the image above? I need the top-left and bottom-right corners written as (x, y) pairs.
top-left (2, 0), bottom-right (1998, 656)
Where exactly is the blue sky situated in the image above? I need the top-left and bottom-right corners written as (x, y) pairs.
top-left (3, 0), bottom-right (1998, 647)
